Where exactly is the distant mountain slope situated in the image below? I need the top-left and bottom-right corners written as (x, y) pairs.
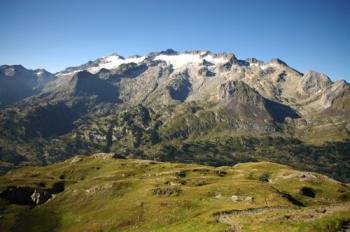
top-left (3, 50), bottom-right (349, 116)
top-left (0, 49), bottom-right (349, 181)
top-left (0, 65), bottom-right (54, 107)
top-left (52, 50), bottom-right (350, 116)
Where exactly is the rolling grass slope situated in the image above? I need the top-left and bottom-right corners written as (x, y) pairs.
top-left (0, 154), bottom-right (350, 231)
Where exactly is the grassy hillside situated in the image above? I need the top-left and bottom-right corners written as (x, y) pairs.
top-left (1, 154), bottom-right (349, 232)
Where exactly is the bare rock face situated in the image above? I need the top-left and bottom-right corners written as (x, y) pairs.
top-left (0, 186), bottom-right (51, 205)
top-left (69, 71), bottom-right (119, 102)
top-left (166, 71), bottom-right (192, 102)
top-left (30, 189), bottom-right (52, 204)
top-left (321, 80), bottom-right (350, 113)
top-left (218, 81), bottom-right (237, 100)
top-left (0, 182), bottom-right (64, 205)
top-left (218, 81), bottom-right (263, 105)
top-left (217, 80), bottom-right (300, 122)
top-left (217, 80), bottom-right (274, 123)
top-left (298, 71), bottom-right (332, 95)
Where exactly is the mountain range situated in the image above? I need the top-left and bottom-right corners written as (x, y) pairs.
top-left (0, 49), bottom-right (349, 181)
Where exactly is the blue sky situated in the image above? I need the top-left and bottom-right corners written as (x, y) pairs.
top-left (0, 0), bottom-right (349, 81)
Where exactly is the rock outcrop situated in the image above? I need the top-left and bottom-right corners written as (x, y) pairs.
top-left (0, 182), bottom-right (64, 205)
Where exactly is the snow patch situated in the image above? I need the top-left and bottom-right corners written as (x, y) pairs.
top-left (204, 55), bottom-right (228, 65)
top-left (59, 55), bottom-right (146, 76)
top-left (36, 70), bottom-right (44, 76)
top-left (154, 54), bottom-right (229, 69)
top-left (90, 55), bottom-right (146, 73)
top-left (155, 54), bottom-right (201, 68)
top-left (250, 63), bottom-right (261, 68)
top-left (261, 65), bottom-right (269, 70)
top-left (261, 63), bottom-right (277, 70)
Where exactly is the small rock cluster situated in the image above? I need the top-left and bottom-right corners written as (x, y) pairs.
top-left (152, 187), bottom-right (182, 196)
top-left (231, 195), bottom-right (254, 203)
